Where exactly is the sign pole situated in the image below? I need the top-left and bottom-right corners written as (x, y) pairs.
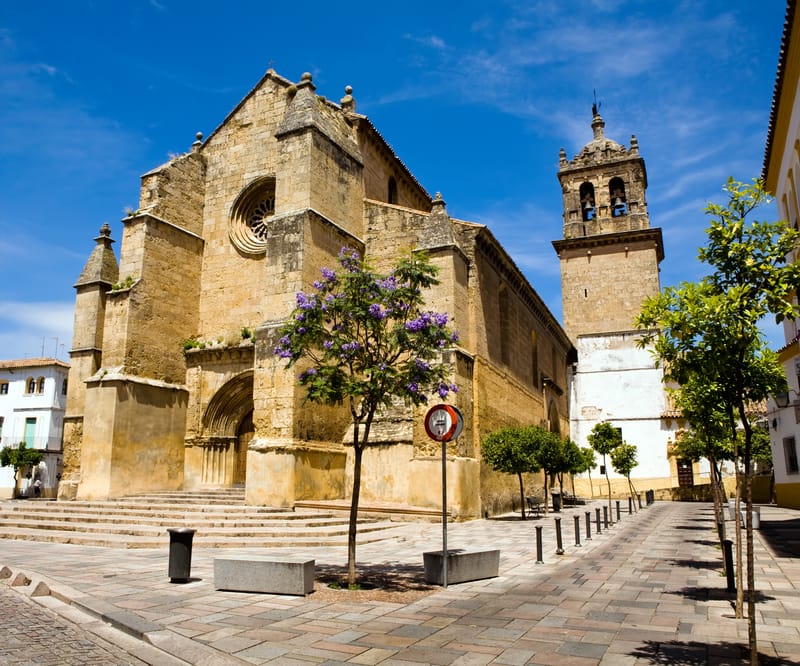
top-left (441, 439), bottom-right (448, 589)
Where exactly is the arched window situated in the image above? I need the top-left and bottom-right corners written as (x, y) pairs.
top-left (0, 382), bottom-right (8, 395)
top-left (26, 377), bottom-right (36, 394)
top-left (499, 285), bottom-right (510, 366)
top-left (388, 177), bottom-right (398, 205)
top-left (37, 377), bottom-right (45, 394)
top-left (531, 331), bottom-right (539, 389)
top-left (580, 182), bottom-right (595, 221)
top-left (609, 177), bottom-right (627, 217)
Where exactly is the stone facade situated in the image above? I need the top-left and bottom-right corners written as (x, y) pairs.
top-left (61, 69), bottom-right (573, 518)
top-left (553, 110), bottom-right (686, 490)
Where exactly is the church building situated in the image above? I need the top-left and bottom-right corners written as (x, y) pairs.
top-left (59, 69), bottom-right (574, 518)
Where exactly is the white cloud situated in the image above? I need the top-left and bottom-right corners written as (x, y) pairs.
top-left (0, 301), bottom-right (73, 361)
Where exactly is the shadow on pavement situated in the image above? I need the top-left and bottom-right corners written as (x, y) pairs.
top-left (759, 517), bottom-right (800, 557)
top-left (629, 639), bottom-right (799, 665)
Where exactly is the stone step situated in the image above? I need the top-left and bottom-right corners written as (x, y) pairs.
top-left (0, 524), bottom-right (407, 549)
top-left (0, 490), bottom-right (411, 549)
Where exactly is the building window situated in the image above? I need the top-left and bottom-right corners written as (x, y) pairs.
top-left (24, 417), bottom-right (36, 447)
top-left (0, 416), bottom-right (4, 439)
top-left (37, 377), bottom-right (45, 394)
top-left (388, 177), bottom-right (398, 205)
top-left (229, 176), bottom-right (277, 255)
top-left (784, 437), bottom-right (799, 475)
top-left (499, 285), bottom-right (510, 366)
top-left (0, 382), bottom-right (8, 395)
top-left (26, 377), bottom-right (36, 394)
top-left (531, 331), bottom-right (539, 389)
top-left (62, 378), bottom-right (68, 395)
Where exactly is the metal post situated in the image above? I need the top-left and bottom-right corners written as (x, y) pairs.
top-left (441, 440), bottom-right (447, 589)
top-left (628, 496), bottom-right (633, 514)
top-left (603, 505), bottom-right (609, 529)
top-left (723, 539), bottom-right (735, 592)
top-left (555, 517), bottom-right (564, 555)
top-left (574, 514), bottom-right (582, 547)
top-left (615, 500), bottom-right (621, 522)
top-left (535, 525), bottom-right (544, 564)
top-left (585, 511), bottom-right (592, 540)
top-left (595, 507), bottom-right (602, 533)
top-left (637, 493), bottom-right (642, 510)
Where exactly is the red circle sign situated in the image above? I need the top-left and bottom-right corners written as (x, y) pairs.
top-left (424, 404), bottom-right (459, 442)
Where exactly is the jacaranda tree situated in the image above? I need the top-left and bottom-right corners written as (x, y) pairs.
top-left (274, 248), bottom-right (458, 586)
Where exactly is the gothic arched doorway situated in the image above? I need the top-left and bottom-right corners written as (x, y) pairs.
top-left (199, 370), bottom-right (254, 487)
top-left (234, 411), bottom-right (254, 486)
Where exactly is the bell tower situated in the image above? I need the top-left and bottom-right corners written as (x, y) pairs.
top-left (552, 106), bottom-right (664, 342)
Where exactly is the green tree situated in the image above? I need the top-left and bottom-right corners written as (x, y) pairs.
top-left (274, 248), bottom-right (458, 586)
top-left (576, 446), bottom-right (598, 497)
top-left (0, 442), bottom-right (44, 499)
top-left (481, 425), bottom-right (543, 519)
top-left (610, 442), bottom-right (639, 511)
top-left (587, 421), bottom-right (622, 520)
top-left (636, 178), bottom-right (800, 664)
top-left (562, 438), bottom-right (584, 498)
top-left (534, 431), bottom-right (571, 511)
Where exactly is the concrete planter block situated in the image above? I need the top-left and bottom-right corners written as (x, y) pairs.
top-left (423, 549), bottom-right (500, 585)
top-left (213, 557), bottom-right (315, 596)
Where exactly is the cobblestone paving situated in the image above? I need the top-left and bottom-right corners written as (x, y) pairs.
top-left (0, 585), bottom-right (147, 665)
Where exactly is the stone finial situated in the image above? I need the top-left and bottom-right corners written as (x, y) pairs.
top-left (191, 132), bottom-right (203, 152)
top-left (591, 112), bottom-right (605, 141)
top-left (340, 85), bottom-right (356, 113)
top-left (95, 223), bottom-right (115, 248)
top-left (559, 147), bottom-right (567, 166)
top-left (431, 192), bottom-right (447, 215)
top-left (630, 134), bottom-right (639, 153)
top-left (297, 72), bottom-right (316, 91)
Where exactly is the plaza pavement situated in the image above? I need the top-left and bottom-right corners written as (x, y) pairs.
top-left (1, 499), bottom-right (799, 665)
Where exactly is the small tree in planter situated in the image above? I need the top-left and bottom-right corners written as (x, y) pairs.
top-left (610, 442), bottom-right (639, 511)
top-left (588, 421), bottom-right (622, 521)
top-left (0, 442), bottom-right (44, 499)
top-left (274, 248), bottom-right (458, 587)
top-left (482, 425), bottom-right (544, 519)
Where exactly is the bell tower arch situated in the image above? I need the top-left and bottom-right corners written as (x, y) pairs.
top-left (552, 106), bottom-right (664, 342)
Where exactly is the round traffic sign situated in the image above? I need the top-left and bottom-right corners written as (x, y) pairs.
top-left (424, 404), bottom-right (460, 442)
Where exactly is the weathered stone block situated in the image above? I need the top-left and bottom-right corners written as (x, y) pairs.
top-left (423, 549), bottom-right (499, 585)
top-left (213, 556), bottom-right (314, 595)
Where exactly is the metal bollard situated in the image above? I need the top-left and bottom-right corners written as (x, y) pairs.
top-left (628, 496), bottom-right (633, 514)
top-left (535, 525), bottom-right (544, 564)
top-left (603, 505), bottom-right (609, 529)
top-left (723, 539), bottom-right (735, 592)
top-left (638, 494), bottom-right (643, 509)
top-left (574, 514), bottom-right (582, 547)
top-left (167, 527), bottom-right (196, 583)
top-left (585, 511), bottom-right (592, 540)
top-left (595, 507), bottom-right (602, 533)
top-left (555, 517), bottom-right (564, 555)
top-left (616, 500), bottom-right (621, 522)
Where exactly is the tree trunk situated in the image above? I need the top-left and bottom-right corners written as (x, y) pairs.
top-left (347, 443), bottom-right (363, 587)
top-left (517, 472), bottom-right (526, 520)
top-left (709, 457), bottom-right (727, 572)
top-left (604, 455), bottom-right (612, 522)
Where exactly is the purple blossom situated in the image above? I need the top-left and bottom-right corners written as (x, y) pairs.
top-left (297, 326), bottom-right (306, 334)
top-left (339, 247), bottom-right (361, 272)
top-left (323, 340), bottom-right (334, 350)
top-left (376, 276), bottom-right (398, 290)
top-left (437, 385), bottom-right (449, 398)
top-left (450, 330), bottom-right (460, 342)
top-left (341, 341), bottom-right (361, 353)
top-left (433, 312), bottom-right (448, 326)
top-left (414, 358), bottom-right (430, 370)
top-left (274, 348), bottom-right (293, 359)
top-left (296, 292), bottom-right (315, 310)
top-left (407, 382), bottom-right (419, 393)
top-left (369, 303), bottom-right (387, 319)
top-left (299, 368), bottom-right (318, 381)
top-left (321, 267), bottom-right (336, 281)
top-left (313, 280), bottom-right (324, 290)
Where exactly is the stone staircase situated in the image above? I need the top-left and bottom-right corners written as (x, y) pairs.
top-left (0, 489), bottom-right (412, 549)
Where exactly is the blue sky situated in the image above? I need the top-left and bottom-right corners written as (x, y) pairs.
top-left (0, 0), bottom-right (788, 361)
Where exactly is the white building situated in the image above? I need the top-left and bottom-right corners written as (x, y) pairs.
top-left (763, 0), bottom-right (800, 509)
top-left (0, 358), bottom-right (69, 498)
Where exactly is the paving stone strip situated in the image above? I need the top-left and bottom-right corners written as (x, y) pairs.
top-left (1, 501), bottom-right (798, 665)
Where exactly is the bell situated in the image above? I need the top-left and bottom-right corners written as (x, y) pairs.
top-left (584, 200), bottom-right (594, 211)
top-left (613, 197), bottom-right (625, 210)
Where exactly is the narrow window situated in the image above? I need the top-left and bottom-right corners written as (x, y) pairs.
top-left (24, 417), bottom-right (36, 447)
top-left (37, 377), bottom-right (45, 394)
top-left (785, 437), bottom-right (799, 474)
top-left (531, 331), bottom-right (539, 389)
top-left (388, 177), bottom-right (398, 205)
top-left (26, 378), bottom-right (36, 394)
top-left (609, 177), bottom-right (627, 217)
top-left (580, 182), bottom-right (595, 221)
top-left (499, 285), bottom-right (510, 366)
top-left (62, 378), bottom-right (68, 395)
top-left (0, 382), bottom-right (8, 395)
top-left (0, 416), bottom-right (4, 439)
